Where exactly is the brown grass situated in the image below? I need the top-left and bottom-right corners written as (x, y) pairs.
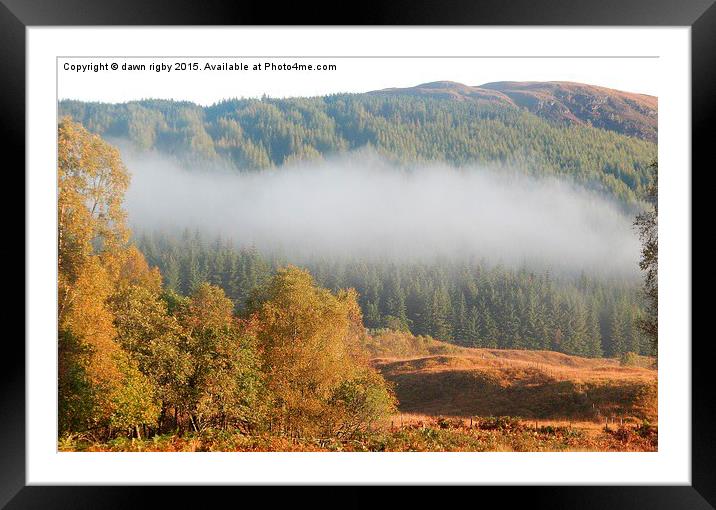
top-left (63, 414), bottom-right (657, 452)
top-left (370, 334), bottom-right (657, 423)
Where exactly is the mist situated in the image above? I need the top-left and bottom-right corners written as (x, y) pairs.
top-left (120, 147), bottom-right (641, 277)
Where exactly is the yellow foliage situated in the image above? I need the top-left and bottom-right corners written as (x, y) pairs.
top-left (62, 257), bottom-right (120, 386)
top-left (180, 282), bottom-right (235, 334)
top-left (176, 283), bottom-right (265, 432)
top-left (109, 354), bottom-right (161, 434)
top-left (106, 245), bottom-right (163, 293)
top-left (252, 266), bottom-right (394, 436)
top-left (59, 255), bottom-right (122, 425)
top-left (58, 116), bottom-right (130, 260)
top-left (57, 118), bottom-right (160, 430)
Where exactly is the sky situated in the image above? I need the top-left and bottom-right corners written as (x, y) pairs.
top-left (58, 56), bottom-right (659, 105)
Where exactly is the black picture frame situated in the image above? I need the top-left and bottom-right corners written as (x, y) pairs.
top-left (4, 0), bottom-right (708, 506)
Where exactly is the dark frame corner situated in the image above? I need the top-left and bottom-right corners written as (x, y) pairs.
top-left (5, 0), bottom-right (709, 507)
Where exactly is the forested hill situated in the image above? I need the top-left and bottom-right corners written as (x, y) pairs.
top-left (58, 80), bottom-right (657, 203)
top-left (375, 81), bottom-right (657, 142)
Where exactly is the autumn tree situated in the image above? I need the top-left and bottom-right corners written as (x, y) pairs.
top-left (58, 119), bottom-right (188, 437)
top-left (175, 283), bottom-right (265, 432)
top-left (58, 117), bottom-right (131, 433)
top-left (109, 283), bottom-right (187, 435)
top-left (249, 266), bottom-right (394, 437)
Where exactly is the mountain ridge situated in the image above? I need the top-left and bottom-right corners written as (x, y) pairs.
top-left (371, 80), bottom-right (657, 142)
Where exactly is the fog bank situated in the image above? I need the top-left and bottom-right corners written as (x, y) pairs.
top-left (121, 148), bottom-right (641, 276)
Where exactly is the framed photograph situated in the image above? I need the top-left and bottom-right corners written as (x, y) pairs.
top-left (7, 0), bottom-right (709, 505)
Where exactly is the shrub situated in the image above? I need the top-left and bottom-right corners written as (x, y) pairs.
top-left (109, 355), bottom-right (161, 437)
top-left (620, 351), bottom-right (640, 366)
top-left (327, 370), bottom-right (397, 438)
top-left (476, 416), bottom-right (523, 432)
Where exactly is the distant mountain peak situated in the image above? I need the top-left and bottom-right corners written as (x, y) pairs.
top-left (414, 80), bottom-right (471, 89)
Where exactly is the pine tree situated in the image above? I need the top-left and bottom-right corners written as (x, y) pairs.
top-left (384, 274), bottom-right (408, 328)
top-left (466, 305), bottom-right (480, 347)
top-left (186, 255), bottom-right (206, 294)
top-left (566, 298), bottom-right (589, 356)
top-left (162, 254), bottom-right (181, 292)
top-left (609, 305), bottom-right (627, 357)
top-left (479, 302), bottom-right (499, 348)
top-left (587, 307), bottom-right (603, 357)
top-left (453, 293), bottom-right (469, 345)
top-left (521, 290), bottom-right (541, 350)
top-left (502, 301), bottom-right (521, 349)
top-left (430, 286), bottom-right (452, 341)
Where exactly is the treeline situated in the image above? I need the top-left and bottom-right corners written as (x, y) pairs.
top-left (136, 230), bottom-right (651, 358)
top-left (59, 92), bottom-right (656, 203)
top-left (58, 119), bottom-right (394, 440)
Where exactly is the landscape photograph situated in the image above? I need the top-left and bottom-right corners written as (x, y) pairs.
top-left (57, 73), bottom-right (658, 453)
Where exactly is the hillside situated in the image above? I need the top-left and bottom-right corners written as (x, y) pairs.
top-left (59, 80), bottom-right (657, 203)
top-left (482, 82), bottom-right (657, 142)
top-left (369, 331), bottom-right (657, 422)
top-left (375, 81), bottom-right (657, 142)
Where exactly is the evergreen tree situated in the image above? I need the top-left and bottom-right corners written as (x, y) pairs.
top-left (430, 285), bottom-right (453, 341)
top-left (609, 305), bottom-right (627, 357)
top-left (587, 308), bottom-right (603, 357)
top-left (466, 305), bottom-right (480, 347)
top-left (453, 293), bottom-right (470, 346)
top-left (479, 302), bottom-right (499, 348)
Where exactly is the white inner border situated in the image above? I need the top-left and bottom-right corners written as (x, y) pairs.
top-left (27, 27), bottom-right (691, 485)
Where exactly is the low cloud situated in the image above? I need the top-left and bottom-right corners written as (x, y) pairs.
top-left (120, 147), bottom-right (641, 277)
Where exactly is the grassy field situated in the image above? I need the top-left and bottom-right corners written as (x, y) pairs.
top-left (372, 343), bottom-right (657, 423)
